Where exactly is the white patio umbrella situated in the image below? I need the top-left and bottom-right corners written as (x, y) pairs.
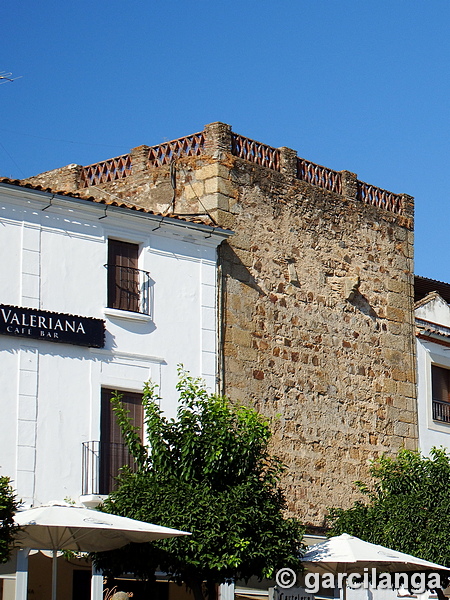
top-left (14, 502), bottom-right (190, 600)
top-left (301, 533), bottom-right (450, 574)
top-left (301, 534), bottom-right (450, 600)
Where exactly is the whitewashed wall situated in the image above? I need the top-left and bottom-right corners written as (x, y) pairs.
top-left (416, 295), bottom-right (450, 454)
top-left (0, 184), bottom-right (230, 507)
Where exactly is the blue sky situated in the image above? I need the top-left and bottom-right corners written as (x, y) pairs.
top-left (2, 1), bottom-right (449, 281)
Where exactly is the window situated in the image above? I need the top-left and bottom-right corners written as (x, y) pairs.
top-left (432, 365), bottom-right (450, 423)
top-left (107, 239), bottom-right (140, 313)
top-left (99, 388), bottom-right (143, 494)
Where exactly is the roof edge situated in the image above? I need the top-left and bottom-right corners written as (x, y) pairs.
top-left (0, 178), bottom-right (233, 238)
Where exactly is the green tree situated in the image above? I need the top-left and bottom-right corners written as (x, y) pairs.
top-left (93, 369), bottom-right (304, 600)
top-left (327, 447), bottom-right (450, 566)
top-left (0, 476), bottom-right (19, 563)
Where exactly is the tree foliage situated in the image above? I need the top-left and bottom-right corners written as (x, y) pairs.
top-left (327, 447), bottom-right (450, 566)
top-left (94, 370), bottom-right (304, 600)
top-left (0, 476), bottom-right (19, 563)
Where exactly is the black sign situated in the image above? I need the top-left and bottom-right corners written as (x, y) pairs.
top-left (0, 305), bottom-right (105, 348)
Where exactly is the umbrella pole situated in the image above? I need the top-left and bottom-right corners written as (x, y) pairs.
top-left (52, 550), bottom-right (58, 600)
top-left (341, 574), bottom-right (347, 600)
top-left (15, 548), bottom-right (30, 600)
top-left (91, 563), bottom-right (104, 600)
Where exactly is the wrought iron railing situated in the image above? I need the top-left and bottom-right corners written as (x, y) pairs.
top-left (147, 132), bottom-right (205, 167)
top-left (82, 440), bottom-right (138, 495)
top-left (105, 264), bottom-right (151, 315)
top-left (297, 157), bottom-right (342, 194)
top-left (81, 154), bottom-right (132, 187)
top-left (432, 399), bottom-right (450, 423)
top-left (231, 133), bottom-right (281, 171)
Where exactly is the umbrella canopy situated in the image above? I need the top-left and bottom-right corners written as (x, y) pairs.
top-left (301, 533), bottom-right (450, 575)
top-left (14, 501), bottom-right (190, 552)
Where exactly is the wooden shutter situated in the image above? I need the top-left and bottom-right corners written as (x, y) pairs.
top-left (99, 388), bottom-right (143, 494)
top-left (107, 240), bottom-right (140, 312)
top-left (432, 365), bottom-right (450, 403)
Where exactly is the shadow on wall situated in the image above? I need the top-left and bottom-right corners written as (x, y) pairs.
top-left (220, 242), bottom-right (266, 297)
top-left (352, 291), bottom-right (379, 322)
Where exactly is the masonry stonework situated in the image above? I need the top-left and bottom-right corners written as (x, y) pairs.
top-left (24, 122), bottom-right (417, 527)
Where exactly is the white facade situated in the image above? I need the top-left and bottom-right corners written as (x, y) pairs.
top-left (0, 181), bottom-right (231, 508)
top-left (415, 291), bottom-right (450, 454)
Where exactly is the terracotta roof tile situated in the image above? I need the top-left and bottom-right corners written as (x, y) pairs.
top-left (0, 177), bottom-right (228, 230)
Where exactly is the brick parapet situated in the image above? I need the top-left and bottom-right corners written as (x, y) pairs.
top-left (21, 123), bottom-right (413, 229)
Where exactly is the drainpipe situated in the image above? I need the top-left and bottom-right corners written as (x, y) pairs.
top-left (217, 244), bottom-right (226, 397)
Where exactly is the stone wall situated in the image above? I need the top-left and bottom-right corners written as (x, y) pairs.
top-left (24, 122), bottom-right (417, 527)
top-left (219, 158), bottom-right (416, 526)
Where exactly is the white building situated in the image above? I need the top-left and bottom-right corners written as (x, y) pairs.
top-left (415, 276), bottom-right (450, 455)
top-left (0, 178), bottom-right (231, 587)
top-left (0, 178), bottom-right (231, 508)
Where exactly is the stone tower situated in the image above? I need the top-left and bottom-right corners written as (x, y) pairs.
top-left (24, 122), bottom-right (417, 527)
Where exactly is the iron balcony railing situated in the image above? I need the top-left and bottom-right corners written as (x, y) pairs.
top-left (432, 399), bottom-right (450, 423)
top-left (82, 440), bottom-right (138, 496)
top-left (105, 264), bottom-right (151, 316)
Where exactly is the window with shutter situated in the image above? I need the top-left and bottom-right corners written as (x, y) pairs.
top-left (432, 365), bottom-right (450, 423)
top-left (99, 388), bottom-right (143, 494)
top-left (107, 239), bottom-right (140, 313)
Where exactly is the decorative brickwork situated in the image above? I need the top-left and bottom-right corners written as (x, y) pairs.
top-left (81, 154), bottom-right (132, 187)
top-left (23, 122), bottom-right (417, 526)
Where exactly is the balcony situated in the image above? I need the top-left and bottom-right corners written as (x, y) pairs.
top-left (105, 264), bottom-right (152, 316)
top-left (432, 399), bottom-right (450, 423)
top-left (82, 440), bottom-right (138, 496)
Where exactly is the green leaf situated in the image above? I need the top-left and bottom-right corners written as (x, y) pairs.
top-left (327, 447), bottom-right (450, 567)
top-left (0, 476), bottom-right (20, 564)
top-left (93, 368), bottom-right (304, 598)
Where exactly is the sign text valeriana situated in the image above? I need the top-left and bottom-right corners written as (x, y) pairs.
top-left (0, 305), bottom-right (105, 348)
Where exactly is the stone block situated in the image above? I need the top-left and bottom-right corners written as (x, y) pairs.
top-left (382, 379), bottom-right (397, 394)
top-left (394, 421), bottom-right (415, 438)
top-left (223, 342), bottom-right (238, 358)
top-left (196, 162), bottom-right (230, 181)
top-left (392, 367), bottom-right (414, 382)
top-left (404, 437), bottom-right (418, 450)
top-left (388, 278), bottom-right (409, 294)
top-left (399, 410), bottom-right (417, 425)
top-left (199, 193), bottom-right (231, 212)
top-left (396, 381), bottom-right (416, 398)
top-left (388, 292), bottom-right (408, 309)
top-left (204, 175), bottom-right (234, 197)
top-left (386, 306), bottom-right (407, 322)
top-left (231, 328), bottom-right (253, 347)
top-left (388, 322), bottom-right (404, 335)
top-left (183, 180), bottom-right (204, 200)
top-left (237, 346), bottom-right (259, 362)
